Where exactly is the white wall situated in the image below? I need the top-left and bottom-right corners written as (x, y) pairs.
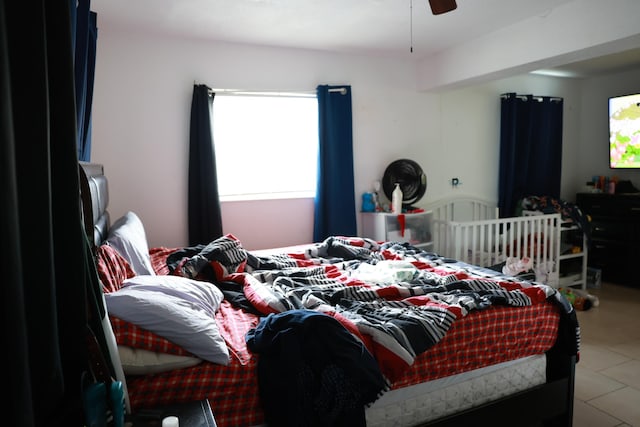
top-left (578, 68), bottom-right (640, 192)
top-left (435, 74), bottom-right (584, 203)
top-left (92, 28), bottom-right (437, 249)
top-left (92, 23), bottom-right (640, 250)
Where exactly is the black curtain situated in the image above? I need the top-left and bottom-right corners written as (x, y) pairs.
top-left (3, 1), bottom-right (114, 425)
top-left (498, 93), bottom-right (563, 218)
top-left (188, 84), bottom-right (223, 246)
top-left (71, 0), bottom-right (97, 162)
top-left (313, 85), bottom-right (357, 242)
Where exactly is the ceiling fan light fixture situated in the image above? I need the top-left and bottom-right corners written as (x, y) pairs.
top-left (429, 0), bottom-right (457, 15)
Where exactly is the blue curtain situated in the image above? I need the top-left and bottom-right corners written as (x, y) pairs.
top-left (313, 85), bottom-right (357, 242)
top-left (188, 84), bottom-right (223, 245)
top-left (71, 0), bottom-right (97, 161)
top-left (498, 93), bottom-right (563, 218)
top-left (3, 1), bottom-right (115, 425)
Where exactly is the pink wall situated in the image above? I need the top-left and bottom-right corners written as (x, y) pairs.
top-left (221, 197), bottom-right (315, 250)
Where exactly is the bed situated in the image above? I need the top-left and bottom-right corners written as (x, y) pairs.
top-left (79, 162), bottom-right (579, 427)
top-left (426, 196), bottom-right (562, 287)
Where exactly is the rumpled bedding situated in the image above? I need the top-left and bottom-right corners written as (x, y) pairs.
top-left (169, 234), bottom-right (579, 382)
top-left (104, 235), bottom-right (580, 427)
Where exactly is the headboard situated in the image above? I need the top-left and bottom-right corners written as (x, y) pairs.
top-left (79, 161), bottom-right (110, 249)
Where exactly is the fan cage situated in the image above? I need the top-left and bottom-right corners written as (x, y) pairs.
top-left (382, 159), bottom-right (427, 209)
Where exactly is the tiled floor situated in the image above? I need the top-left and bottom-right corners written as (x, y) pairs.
top-left (573, 282), bottom-right (640, 427)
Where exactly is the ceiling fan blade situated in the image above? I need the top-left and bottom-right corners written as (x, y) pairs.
top-left (429, 0), bottom-right (457, 15)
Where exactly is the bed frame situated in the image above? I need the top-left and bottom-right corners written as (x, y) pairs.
top-left (78, 165), bottom-right (576, 427)
top-left (79, 161), bottom-right (110, 252)
top-left (426, 196), bottom-right (562, 287)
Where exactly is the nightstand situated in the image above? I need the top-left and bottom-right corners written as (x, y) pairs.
top-left (130, 400), bottom-right (216, 427)
top-left (361, 211), bottom-right (434, 250)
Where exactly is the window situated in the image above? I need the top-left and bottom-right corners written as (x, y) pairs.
top-left (212, 93), bottom-right (318, 201)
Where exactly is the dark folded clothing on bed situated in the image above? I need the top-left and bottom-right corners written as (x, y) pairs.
top-left (246, 309), bottom-right (387, 427)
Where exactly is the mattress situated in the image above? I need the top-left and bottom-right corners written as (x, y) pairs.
top-left (246, 355), bottom-right (546, 427)
top-left (118, 299), bottom-right (557, 427)
top-left (111, 241), bottom-right (563, 427)
top-left (365, 354), bottom-right (547, 426)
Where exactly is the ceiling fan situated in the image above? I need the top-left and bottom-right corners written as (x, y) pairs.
top-left (409, 0), bottom-right (456, 52)
top-left (429, 0), bottom-right (457, 15)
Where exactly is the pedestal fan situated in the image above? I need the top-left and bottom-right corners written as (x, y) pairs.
top-left (381, 159), bottom-right (427, 210)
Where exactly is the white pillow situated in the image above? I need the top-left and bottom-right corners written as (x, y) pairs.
top-left (106, 211), bottom-right (155, 276)
top-left (104, 275), bottom-right (230, 365)
top-left (118, 345), bottom-right (202, 375)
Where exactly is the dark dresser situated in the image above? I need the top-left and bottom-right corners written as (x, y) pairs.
top-left (576, 192), bottom-right (640, 285)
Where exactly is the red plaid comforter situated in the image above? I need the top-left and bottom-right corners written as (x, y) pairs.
top-left (110, 237), bottom-right (570, 427)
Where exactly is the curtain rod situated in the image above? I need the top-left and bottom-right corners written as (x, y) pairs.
top-left (212, 88), bottom-right (348, 95)
top-left (197, 84), bottom-right (348, 97)
top-left (208, 88), bottom-right (316, 98)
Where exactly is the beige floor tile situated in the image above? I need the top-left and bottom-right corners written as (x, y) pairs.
top-left (582, 328), bottom-right (640, 346)
top-left (574, 365), bottom-right (625, 401)
top-left (608, 340), bottom-right (640, 360)
top-left (573, 282), bottom-right (640, 426)
top-left (588, 387), bottom-right (640, 426)
top-left (572, 399), bottom-right (624, 427)
top-left (578, 343), bottom-right (632, 372)
top-left (600, 360), bottom-right (640, 390)
top-left (578, 285), bottom-right (640, 345)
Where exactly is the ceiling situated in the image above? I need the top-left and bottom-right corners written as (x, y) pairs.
top-left (91, 0), bottom-right (640, 78)
top-left (533, 47), bottom-right (640, 78)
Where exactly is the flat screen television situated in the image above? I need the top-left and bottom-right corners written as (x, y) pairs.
top-left (609, 92), bottom-right (640, 169)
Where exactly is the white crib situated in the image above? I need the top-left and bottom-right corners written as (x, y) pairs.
top-left (425, 196), bottom-right (561, 287)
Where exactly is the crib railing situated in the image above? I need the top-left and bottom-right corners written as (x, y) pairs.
top-left (429, 197), bottom-right (498, 223)
top-left (432, 213), bottom-right (562, 286)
